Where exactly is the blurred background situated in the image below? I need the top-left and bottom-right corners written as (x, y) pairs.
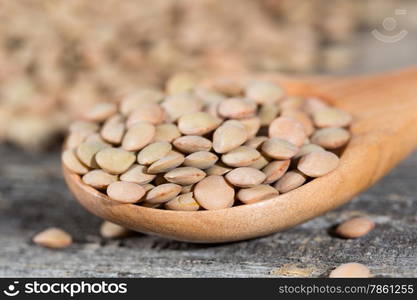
top-left (0, 0), bottom-right (417, 150)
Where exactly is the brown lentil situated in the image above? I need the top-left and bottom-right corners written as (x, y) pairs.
top-left (297, 151), bottom-right (340, 177)
top-left (162, 93), bottom-right (203, 121)
top-left (83, 102), bottom-right (117, 122)
top-left (269, 116), bottom-right (306, 146)
top-left (274, 171), bottom-right (307, 193)
top-left (225, 167), bottom-right (266, 188)
top-left (221, 146), bottom-right (261, 167)
top-left (281, 97), bottom-right (303, 110)
top-left (100, 221), bottom-right (131, 239)
top-left (82, 170), bottom-right (118, 189)
top-left (262, 138), bottom-right (299, 160)
top-left (177, 112), bottom-right (220, 136)
top-left (335, 217), bottom-right (375, 239)
top-left (107, 181), bottom-right (146, 203)
top-left (145, 183), bottom-right (182, 204)
top-left (184, 151), bottom-right (219, 169)
top-left (237, 185), bottom-right (279, 204)
top-left (120, 89), bottom-right (164, 116)
top-left (304, 98), bottom-right (328, 114)
top-left (62, 149), bottom-right (89, 175)
top-left (165, 192), bottom-right (200, 211)
top-left (95, 148), bottom-right (136, 175)
top-left (154, 123), bottom-right (181, 142)
top-left (294, 143), bottom-right (325, 159)
top-left (194, 175), bottom-right (235, 210)
top-left (217, 98), bottom-right (257, 119)
top-left (206, 163), bottom-right (232, 176)
top-left (65, 132), bottom-right (89, 150)
top-left (262, 160), bottom-right (291, 184)
top-left (166, 73), bottom-right (197, 95)
top-left (147, 151), bottom-right (185, 174)
top-left (120, 164), bottom-right (156, 184)
top-left (248, 155), bottom-right (269, 170)
top-left (313, 107), bottom-right (352, 128)
top-left (246, 81), bottom-right (284, 104)
top-left (164, 167), bottom-right (206, 185)
top-left (137, 141), bottom-right (172, 165)
top-left (244, 136), bottom-right (268, 149)
top-left (259, 103), bottom-right (280, 126)
top-left (122, 122), bottom-right (155, 151)
top-left (173, 136), bottom-right (212, 153)
top-left (212, 121), bottom-right (248, 154)
top-left (76, 140), bottom-right (109, 168)
top-left (100, 114), bottom-right (125, 145)
top-left (240, 117), bottom-right (261, 138)
top-left (126, 103), bottom-right (165, 126)
top-left (180, 184), bottom-right (194, 194)
top-left (329, 263), bottom-right (371, 278)
top-left (281, 109), bottom-right (314, 136)
top-left (311, 127), bottom-right (351, 149)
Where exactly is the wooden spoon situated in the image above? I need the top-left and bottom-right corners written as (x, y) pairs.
top-left (63, 67), bottom-right (417, 243)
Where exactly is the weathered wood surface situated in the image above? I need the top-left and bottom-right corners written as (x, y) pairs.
top-left (0, 144), bottom-right (416, 277)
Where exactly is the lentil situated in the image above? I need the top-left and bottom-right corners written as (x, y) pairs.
top-left (311, 127), bottom-right (351, 149)
top-left (165, 192), bottom-right (200, 211)
top-left (120, 164), bottom-right (156, 184)
top-left (137, 142), bottom-right (172, 165)
top-left (122, 122), bottom-right (155, 151)
top-left (96, 148), bottom-right (136, 175)
top-left (269, 116), bottom-right (306, 146)
top-left (100, 221), bottom-right (131, 239)
top-left (237, 185), bottom-right (279, 204)
top-left (107, 181), bottom-right (146, 203)
top-left (329, 263), bottom-right (371, 278)
top-left (225, 167), bottom-right (266, 188)
top-left (298, 151), bottom-right (340, 177)
top-left (145, 183), bottom-right (182, 204)
top-left (82, 170), bottom-right (118, 189)
top-left (262, 138), bottom-right (299, 160)
top-left (33, 228), bottom-right (73, 249)
top-left (335, 217), bottom-right (375, 239)
top-left (274, 171), bottom-right (307, 193)
top-left (194, 175), bottom-right (235, 210)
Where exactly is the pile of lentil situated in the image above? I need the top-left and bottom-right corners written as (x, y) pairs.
top-left (63, 78), bottom-right (352, 210)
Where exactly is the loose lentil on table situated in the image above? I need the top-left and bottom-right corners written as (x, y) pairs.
top-left (32, 228), bottom-right (73, 249)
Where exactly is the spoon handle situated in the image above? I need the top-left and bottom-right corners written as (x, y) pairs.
top-left (312, 67), bottom-right (417, 111)
top-left (315, 67), bottom-right (417, 186)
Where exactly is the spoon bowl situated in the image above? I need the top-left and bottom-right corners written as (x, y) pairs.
top-left (63, 67), bottom-right (417, 243)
